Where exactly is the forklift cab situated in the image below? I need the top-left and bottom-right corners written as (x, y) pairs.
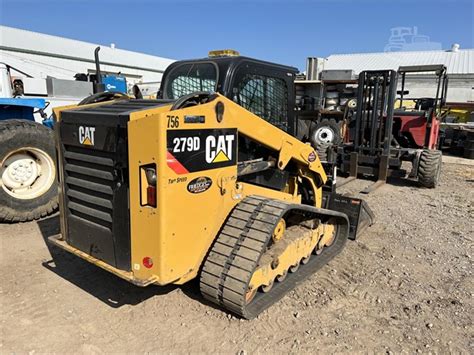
top-left (396, 64), bottom-right (448, 115)
top-left (157, 51), bottom-right (298, 136)
top-left (394, 65), bottom-right (448, 149)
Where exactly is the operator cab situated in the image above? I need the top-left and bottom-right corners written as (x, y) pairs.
top-left (393, 65), bottom-right (448, 149)
top-left (157, 50), bottom-right (298, 136)
top-left (158, 51), bottom-right (309, 195)
top-left (395, 64), bottom-right (448, 116)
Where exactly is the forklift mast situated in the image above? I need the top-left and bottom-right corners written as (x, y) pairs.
top-left (338, 69), bottom-right (399, 190)
top-left (353, 70), bottom-right (398, 157)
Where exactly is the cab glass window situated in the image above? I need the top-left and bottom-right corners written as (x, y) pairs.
top-left (233, 74), bottom-right (288, 130)
top-left (164, 63), bottom-right (217, 99)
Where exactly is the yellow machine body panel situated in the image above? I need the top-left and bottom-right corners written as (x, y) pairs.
top-left (127, 95), bottom-right (325, 285)
top-left (52, 94), bottom-right (327, 286)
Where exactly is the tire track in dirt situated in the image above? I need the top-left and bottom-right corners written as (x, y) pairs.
top-left (1, 162), bottom-right (473, 353)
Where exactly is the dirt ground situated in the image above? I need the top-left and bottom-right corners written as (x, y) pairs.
top-left (1, 160), bottom-right (473, 353)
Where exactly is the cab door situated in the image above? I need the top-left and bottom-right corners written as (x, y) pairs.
top-left (228, 61), bottom-right (296, 136)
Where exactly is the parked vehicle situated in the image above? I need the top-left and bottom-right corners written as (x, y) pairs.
top-left (49, 50), bottom-right (374, 318)
top-left (0, 48), bottom-right (127, 222)
top-left (337, 65), bottom-right (448, 192)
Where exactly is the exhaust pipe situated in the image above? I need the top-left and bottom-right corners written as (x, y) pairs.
top-left (93, 47), bottom-right (105, 93)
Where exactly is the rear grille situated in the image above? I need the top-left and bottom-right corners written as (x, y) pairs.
top-left (58, 99), bottom-right (169, 271)
top-left (63, 145), bottom-right (116, 230)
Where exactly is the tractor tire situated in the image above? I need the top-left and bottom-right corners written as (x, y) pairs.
top-left (311, 118), bottom-right (342, 145)
top-left (417, 149), bottom-right (442, 188)
top-left (0, 120), bottom-right (58, 222)
top-left (310, 119), bottom-right (342, 150)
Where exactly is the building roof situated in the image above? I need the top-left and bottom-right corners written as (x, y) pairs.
top-left (0, 26), bottom-right (174, 81)
top-left (325, 49), bottom-right (474, 75)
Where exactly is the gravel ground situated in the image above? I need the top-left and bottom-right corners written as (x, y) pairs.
top-left (0, 161), bottom-right (473, 353)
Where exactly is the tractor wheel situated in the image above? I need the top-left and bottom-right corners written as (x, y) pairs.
top-left (0, 120), bottom-right (58, 222)
top-left (310, 119), bottom-right (342, 150)
top-left (417, 149), bottom-right (442, 188)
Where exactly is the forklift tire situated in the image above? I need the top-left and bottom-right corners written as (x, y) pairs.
top-left (0, 120), bottom-right (58, 222)
top-left (417, 149), bottom-right (442, 188)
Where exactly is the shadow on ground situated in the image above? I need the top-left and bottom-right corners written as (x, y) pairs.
top-left (35, 215), bottom-right (221, 312)
top-left (36, 215), bottom-right (178, 308)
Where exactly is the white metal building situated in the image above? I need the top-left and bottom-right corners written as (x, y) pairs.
top-left (0, 26), bottom-right (175, 93)
top-left (324, 47), bottom-right (474, 103)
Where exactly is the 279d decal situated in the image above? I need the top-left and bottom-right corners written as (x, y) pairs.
top-left (166, 129), bottom-right (237, 174)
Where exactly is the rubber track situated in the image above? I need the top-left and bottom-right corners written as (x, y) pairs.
top-left (199, 196), bottom-right (349, 319)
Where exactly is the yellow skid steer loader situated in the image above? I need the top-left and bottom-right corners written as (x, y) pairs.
top-left (50, 51), bottom-right (374, 318)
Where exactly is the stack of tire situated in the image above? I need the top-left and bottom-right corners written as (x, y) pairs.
top-left (325, 91), bottom-right (339, 111)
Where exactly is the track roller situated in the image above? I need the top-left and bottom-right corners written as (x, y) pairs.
top-left (276, 270), bottom-right (287, 282)
top-left (290, 263), bottom-right (300, 273)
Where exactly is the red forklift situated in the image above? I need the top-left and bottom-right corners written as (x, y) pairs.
top-left (336, 64), bottom-right (448, 193)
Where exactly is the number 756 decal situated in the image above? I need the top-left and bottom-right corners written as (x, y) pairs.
top-left (167, 115), bottom-right (179, 128)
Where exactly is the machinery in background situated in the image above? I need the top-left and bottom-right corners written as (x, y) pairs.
top-left (441, 102), bottom-right (474, 159)
top-left (295, 59), bottom-right (358, 162)
top-left (49, 50), bottom-right (374, 318)
top-left (336, 65), bottom-right (448, 192)
top-left (295, 60), bottom-right (449, 191)
top-left (0, 47), bottom-right (127, 222)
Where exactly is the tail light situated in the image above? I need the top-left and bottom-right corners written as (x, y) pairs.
top-left (140, 164), bottom-right (157, 208)
top-left (143, 256), bottom-right (153, 269)
top-left (147, 185), bottom-right (156, 207)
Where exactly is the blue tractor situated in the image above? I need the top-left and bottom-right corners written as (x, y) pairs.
top-left (0, 95), bottom-right (58, 222)
top-left (0, 48), bottom-right (128, 222)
